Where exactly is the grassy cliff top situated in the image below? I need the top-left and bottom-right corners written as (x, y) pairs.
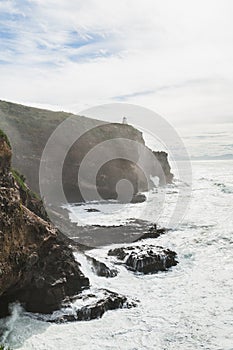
top-left (0, 100), bottom-right (141, 146)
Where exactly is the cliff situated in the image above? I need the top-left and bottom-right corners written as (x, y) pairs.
top-left (153, 151), bottom-right (173, 184)
top-left (0, 100), bottom-right (173, 203)
top-left (0, 131), bottom-right (89, 317)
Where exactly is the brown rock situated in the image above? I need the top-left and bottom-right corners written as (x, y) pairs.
top-left (0, 133), bottom-right (89, 317)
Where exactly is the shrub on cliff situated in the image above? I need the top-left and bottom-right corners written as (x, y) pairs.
top-left (0, 129), bottom-right (11, 149)
top-left (0, 345), bottom-right (12, 350)
top-left (11, 169), bottom-right (27, 191)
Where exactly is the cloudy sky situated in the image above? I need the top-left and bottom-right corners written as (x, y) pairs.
top-left (0, 0), bottom-right (233, 127)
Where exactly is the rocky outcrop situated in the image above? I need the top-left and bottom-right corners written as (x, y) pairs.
top-left (153, 151), bottom-right (174, 184)
top-left (130, 193), bottom-right (146, 203)
top-left (0, 100), bottom-right (173, 204)
top-left (108, 245), bottom-right (178, 274)
top-left (133, 224), bottom-right (167, 242)
top-left (153, 151), bottom-right (173, 184)
top-left (54, 217), bottom-right (159, 247)
top-left (11, 169), bottom-right (48, 221)
top-left (0, 132), bottom-right (89, 317)
top-left (86, 256), bottom-right (118, 278)
top-left (47, 289), bottom-right (135, 323)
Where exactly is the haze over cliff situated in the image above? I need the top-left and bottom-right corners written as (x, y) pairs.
top-left (0, 100), bottom-right (173, 205)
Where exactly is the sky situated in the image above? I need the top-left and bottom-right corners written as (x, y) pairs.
top-left (0, 0), bottom-right (233, 127)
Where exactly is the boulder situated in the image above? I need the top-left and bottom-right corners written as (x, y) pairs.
top-left (85, 208), bottom-right (100, 212)
top-left (108, 245), bottom-right (178, 274)
top-left (48, 289), bottom-right (136, 323)
top-left (130, 193), bottom-right (146, 203)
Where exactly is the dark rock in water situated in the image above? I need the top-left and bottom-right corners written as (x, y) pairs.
top-left (130, 193), bottom-right (146, 203)
top-left (86, 256), bottom-right (118, 278)
top-left (134, 223), bottom-right (167, 242)
top-left (108, 247), bottom-right (130, 260)
top-left (47, 289), bottom-right (136, 323)
top-left (63, 218), bottom-right (154, 247)
top-left (85, 208), bottom-right (100, 212)
top-left (0, 132), bottom-right (89, 318)
top-left (93, 224), bottom-right (123, 228)
top-left (108, 245), bottom-right (178, 274)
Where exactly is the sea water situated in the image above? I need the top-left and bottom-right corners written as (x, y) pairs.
top-left (1, 160), bottom-right (233, 350)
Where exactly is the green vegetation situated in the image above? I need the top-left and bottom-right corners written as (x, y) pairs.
top-left (0, 345), bottom-right (12, 350)
top-left (12, 168), bottom-right (40, 199)
top-left (0, 129), bottom-right (11, 148)
top-left (12, 169), bottom-right (27, 191)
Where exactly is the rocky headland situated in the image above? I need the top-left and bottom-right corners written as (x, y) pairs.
top-left (0, 102), bottom-right (177, 330)
top-left (0, 130), bottom-right (132, 321)
top-left (0, 100), bottom-right (173, 204)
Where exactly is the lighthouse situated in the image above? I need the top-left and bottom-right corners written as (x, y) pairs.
top-left (122, 116), bottom-right (128, 124)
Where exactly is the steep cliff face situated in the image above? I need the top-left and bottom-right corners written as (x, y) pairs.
top-left (62, 123), bottom-right (148, 202)
top-left (0, 100), bottom-right (98, 195)
top-left (0, 132), bottom-right (89, 317)
top-left (153, 151), bottom-right (173, 184)
top-left (0, 100), bottom-right (173, 204)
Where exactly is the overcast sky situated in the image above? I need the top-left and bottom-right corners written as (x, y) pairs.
top-left (0, 0), bottom-right (233, 126)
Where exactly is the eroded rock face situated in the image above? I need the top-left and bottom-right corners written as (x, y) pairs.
top-left (0, 132), bottom-right (11, 171)
top-left (108, 245), bottom-right (178, 274)
top-left (0, 133), bottom-right (89, 317)
top-left (153, 151), bottom-right (173, 184)
top-left (62, 124), bottom-right (148, 202)
top-left (47, 289), bottom-right (136, 323)
top-left (0, 132), bottom-right (136, 322)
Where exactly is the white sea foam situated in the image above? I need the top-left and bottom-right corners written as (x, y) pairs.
top-left (1, 161), bottom-right (233, 350)
top-left (0, 303), bottom-right (23, 345)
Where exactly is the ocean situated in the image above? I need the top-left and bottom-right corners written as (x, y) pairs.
top-left (1, 160), bottom-right (233, 350)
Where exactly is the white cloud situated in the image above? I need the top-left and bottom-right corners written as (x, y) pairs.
top-left (0, 0), bottom-right (22, 14)
top-left (0, 0), bottom-right (233, 125)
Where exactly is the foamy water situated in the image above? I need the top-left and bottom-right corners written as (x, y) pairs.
top-left (1, 161), bottom-right (233, 350)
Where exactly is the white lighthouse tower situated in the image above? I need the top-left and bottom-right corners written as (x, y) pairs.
top-left (122, 116), bottom-right (128, 124)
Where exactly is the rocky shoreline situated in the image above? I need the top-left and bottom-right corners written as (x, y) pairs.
top-left (0, 129), bottom-right (178, 328)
